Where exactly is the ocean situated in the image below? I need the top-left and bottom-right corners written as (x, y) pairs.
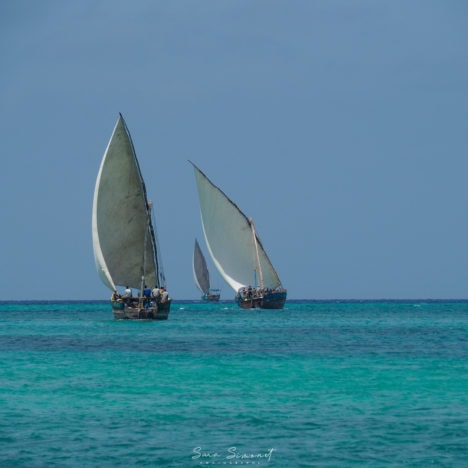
top-left (0, 300), bottom-right (467, 467)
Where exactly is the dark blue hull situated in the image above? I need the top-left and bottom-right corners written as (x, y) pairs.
top-left (111, 300), bottom-right (171, 320)
top-left (236, 291), bottom-right (287, 309)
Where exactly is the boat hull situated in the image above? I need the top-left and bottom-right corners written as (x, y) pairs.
top-left (236, 291), bottom-right (287, 309)
top-left (202, 293), bottom-right (220, 302)
top-left (111, 300), bottom-right (171, 320)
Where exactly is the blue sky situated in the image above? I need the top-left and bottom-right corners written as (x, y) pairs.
top-left (1, 1), bottom-right (468, 300)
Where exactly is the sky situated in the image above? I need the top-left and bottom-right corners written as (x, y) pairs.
top-left (1, 0), bottom-right (468, 301)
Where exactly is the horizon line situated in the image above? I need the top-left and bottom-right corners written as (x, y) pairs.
top-left (2, 298), bottom-right (468, 303)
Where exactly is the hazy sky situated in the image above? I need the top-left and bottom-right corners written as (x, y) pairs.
top-left (1, 1), bottom-right (468, 300)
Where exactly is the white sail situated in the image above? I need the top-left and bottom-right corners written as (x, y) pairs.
top-left (193, 239), bottom-right (210, 294)
top-left (92, 114), bottom-right (161, 291)
top-left (191, 162), bottom-right (282, 293)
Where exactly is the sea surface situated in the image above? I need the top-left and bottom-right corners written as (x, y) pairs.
top-left (0, 300), bottom-right (467, 467)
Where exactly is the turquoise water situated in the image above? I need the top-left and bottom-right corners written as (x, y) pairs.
top-left (0, 300), bottom-right (467, 467)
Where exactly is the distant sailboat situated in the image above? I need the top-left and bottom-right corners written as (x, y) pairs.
top-left (190, 162), bottom-right (287, 309)
top-left (193, 238), bottom-right (221, 302)
top-left (92, 114), bottom-right (171, 319)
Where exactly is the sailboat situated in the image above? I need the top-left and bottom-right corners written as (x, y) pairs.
top-left (193, 238), bottom-right (221, 302)
top-left (190, 162), bottom-right (287, 309)
top-left (92, 114), bottom-right (171, 320)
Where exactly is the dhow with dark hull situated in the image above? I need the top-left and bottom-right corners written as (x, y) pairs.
top-left (111, 299), bottom-right (171, 320)
top-left (191, 162), bottom-right (287, 310)
top-left (93, 114), bottom-right (171, 320)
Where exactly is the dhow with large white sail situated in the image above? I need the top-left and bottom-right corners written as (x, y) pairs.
top-left (92, 114), bottom-right (171, 319)
top-left (191, 162), bottom-right (286, 309)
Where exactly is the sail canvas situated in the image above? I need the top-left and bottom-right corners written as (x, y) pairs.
top-left (191, 162), bottom-right (282, 292)
top-left (92, 115), bottom-right (159, 291)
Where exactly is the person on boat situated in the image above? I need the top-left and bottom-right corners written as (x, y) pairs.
top-left (111, 290), bottom-right (121, 302)
top-left (122, 286), bottom-right (132, 305)
top-left (141, 284), bottom-right (151, 306)
top-left (151, 286), bottom-right (161, 301)
top-left (160, 287), bottom-right (169, 303)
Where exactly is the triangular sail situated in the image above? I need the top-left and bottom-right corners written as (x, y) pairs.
top-left (92, 114), bottom-right (160, 291)
top-left (193, 239), bottom-right (210, 294)
top-left (191, 162), bottom-right (282, 293)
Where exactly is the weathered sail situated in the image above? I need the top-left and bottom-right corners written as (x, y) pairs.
top-left (92, 114), bottom-right (160, 291)
top-left (193, 239), bottom-right (210, 295)
top-left (191, 162), bottom-right (282, 292)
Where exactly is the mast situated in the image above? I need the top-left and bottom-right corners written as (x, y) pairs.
top-left (139, 200), bottom-right (151, 303)
top-left (150, 200), bottom-right (165, 288)
top-left (250, 218), bottom-right (264, 289)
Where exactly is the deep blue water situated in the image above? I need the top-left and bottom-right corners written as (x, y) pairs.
top-left (0, 300), bottom-right (467, 467)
